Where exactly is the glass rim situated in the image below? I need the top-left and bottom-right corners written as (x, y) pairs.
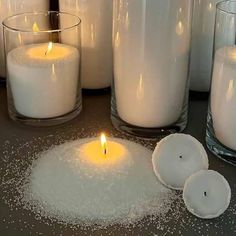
top-left (2, 11), bottom-right (81, 33)
top-left (217, 0), bottom-right (236, 15)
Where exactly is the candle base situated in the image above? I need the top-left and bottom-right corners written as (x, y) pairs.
top-left (206, 112), bottom-right (236, 166)
top-left (111, 101), bottom-right (188, 139)
top-left (8, 102), bottom-right (82, 127)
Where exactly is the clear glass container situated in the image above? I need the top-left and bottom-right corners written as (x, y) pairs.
top-left (189, 0), bottom-right (223, 93)
top-left (0, 0), bottom-right (49, 82)
top-left (59, 0), bottom-right (113, 90)
top-left (112, 0), bottom-right (193, 138)
top-left (206, 0), bottom-right (236, 165)
top-left (3, 11), bottom-right (82, 126)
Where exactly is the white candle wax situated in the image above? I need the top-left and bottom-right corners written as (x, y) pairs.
top-left (211, 46), bottom-right (236, 150)
top-left (59, 0), bottom-right (112, 89)
top-left (0, 0), bottom-right (49, 78)
top-left (183, 170), bottom-right (231, 219)
top-left (189, 0), bottom-right (221, 92)
top-left (152, 134), bottom-right (209, 190)
top-left (7, 43), bottom-right (79, 119)
top-left (113, 0), bottom-right (192, 128)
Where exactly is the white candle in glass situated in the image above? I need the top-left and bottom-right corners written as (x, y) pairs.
top-left (59, 0), bottom-right (112, 89)
top-left (7, 43), bottom-right (79, 119)
top-left (0, 0), bottom-right (49, 78)
top-left (211, 46), bottom-right (236, 150)
top-left (189, 0), bottom-right (222, 92)
top-left (113, 0), bottom-right (192, 128)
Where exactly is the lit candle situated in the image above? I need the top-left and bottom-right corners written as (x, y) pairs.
top-left (152, 134), bottom-right (209, 190)
top-left (0, 0), bottom-right (49, 78)
top-left (7, 42), bottom-right (80, 118)
top-left (26, 134), bottom-right (171, 221)
top-left (183, 170), bottom-right (231, 219)
top-left (100, 133), bottom-right (108, 156)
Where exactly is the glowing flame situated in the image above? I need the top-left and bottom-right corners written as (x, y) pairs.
top-left (100, 133), bottom-right (108, 156)
top-left (45, 42), bottom-right (53, 56)
top-left (33, 22), bottom-right (40, 32)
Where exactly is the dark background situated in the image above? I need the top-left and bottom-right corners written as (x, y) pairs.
top-left (50, 0), bottom-right (59, 11)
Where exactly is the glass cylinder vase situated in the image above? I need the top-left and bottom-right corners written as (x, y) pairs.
top-left (112, 0), bottom-right (193, 138)
top-left (189, 0), bottom-right (223, 93)
top-left (0, 0), bottom-right (49, 82)
top-left (3, 12), bottom-right (82, 126)
top-left (59, 0), bottom-right (113, 90)
top-left (206, 0), bottom-right (236, 165)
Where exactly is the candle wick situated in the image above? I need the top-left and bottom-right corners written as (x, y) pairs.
top-left (204, 191), bottom-right (207, 197)
top-left (104, 148), bottom-right (107, 156)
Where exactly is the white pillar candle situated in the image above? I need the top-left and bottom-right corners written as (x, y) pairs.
top-left (59, 0), bottom-right (112, 89)
top-left (7, 43), bottom-right (79, 119)
top-left (189, 0), bottom-right (222, 92)
top-left (152, 134), bottom-right (209, 190)
top-left (0, 0), bottom-right (49, 78)
top-left (183, 170), bottom-right (231, 219)
top-left (113, 0), bottom-right (192, 128)
top-left (211, 46), bottom-right (236, 151)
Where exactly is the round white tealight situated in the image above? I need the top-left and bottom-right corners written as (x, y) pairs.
top-left (152, 134), bottom-right (209, 190)
top-left (183, 170), bottom-right (231, 219)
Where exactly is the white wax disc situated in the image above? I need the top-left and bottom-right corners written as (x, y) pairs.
top-left (152, 134), bottom-right (209, 190)
top-left (183, 170), bottom-right (231, 219)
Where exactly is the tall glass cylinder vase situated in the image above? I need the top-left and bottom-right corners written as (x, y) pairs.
top-left (0, 0), bottom-right (49, 82)
top-left (3, 12), bottom-right (82, 126)
top-left (112, 0), bottom-right (193, 138)
top-left (206, 0), bottom-right (236, 165)
top-left (189, 0), bottom-right (223, 93)
top-left (59, 0), bottom-right (113, 90)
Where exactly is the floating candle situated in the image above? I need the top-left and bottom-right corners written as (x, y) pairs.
top-left (183, 170), bottom-right (231, 219)
top-left (7, 43), bottom-right (79, 119)
top-left (152, 134), bottom-right (209, 190)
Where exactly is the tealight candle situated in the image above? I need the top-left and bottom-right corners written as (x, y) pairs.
top-left (183, 170), bottom-right (231, 219)
top-left (152, 134), bottom-right (209, 190)
top-left (7, 43), bottom-right (79, 118)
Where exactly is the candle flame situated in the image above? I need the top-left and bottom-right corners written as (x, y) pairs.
top-left (45, 42), bottom-right (53, 56)
top-left (33, 22), bottom-right (40, 32)
top-left (101, 133), bottom-right (108, 156)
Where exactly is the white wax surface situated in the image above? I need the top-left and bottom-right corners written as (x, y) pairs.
top-left (211, 46), bottom-right (236, 150)
top-left (190, 0), bottom-right (221, 92)
top-left (59, 0), bottom-right (112, 89)
top-left (26, 138), bottom-right (171, 222)
top-left (152, 134), bottom-right (209, 190)
top-left (7, 43), bottom-right (79, 119)
top-left (0, 0), bottom-right (49, 78)
top-left (183, 170), bottom-right (231, 219)
top-left (113, 0), bottom-right (192, 128)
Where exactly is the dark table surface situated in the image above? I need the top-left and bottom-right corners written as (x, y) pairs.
top-left (0, 87), bottom-right (235, 236)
